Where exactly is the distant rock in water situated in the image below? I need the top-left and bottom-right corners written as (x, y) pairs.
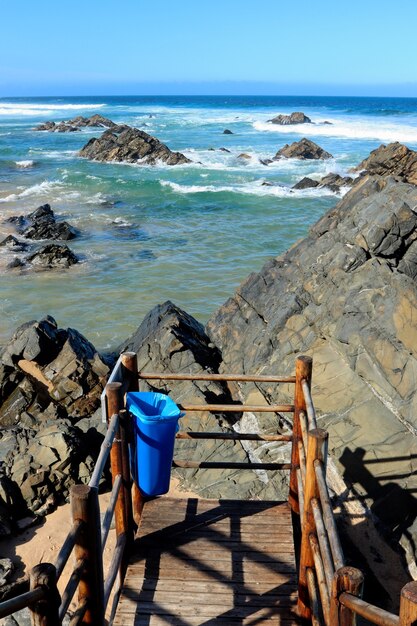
top-left (21, 204), bottom-right (77, 241)
top-left (353, 141), bottom-right (417, 185)
top-left (0, 235), bottom-right (28, 251)
top-left (223, 129), bottom-right (233, 134)
top-left (269, 111), bottom-right (312, 125)
top-left (27, 244), bottom-right (79, 269)
top-left (79, 126), bottom-right (191, 166)
top-left (274, 138), bottom-right (333, 160)
top-left (292, 176), bottom-right (320, 190)
top-left (35, 114), bottom-right (116, 132)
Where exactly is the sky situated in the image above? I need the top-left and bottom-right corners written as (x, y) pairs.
top-left (1, 0), bottom-right (417, 97)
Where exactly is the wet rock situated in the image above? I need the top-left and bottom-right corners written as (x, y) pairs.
top-left (319, 172), bottom-right (354, 191)
top-left (0, 236), bottom-right (28, 251)
top-left (6, 258), bottom-right (25, 269)
top-left (27, 244), bottom-right (78, 269)
top-left (354, 141), bottom-right (417, 185)
top-left (269, 111), bottom-right (312, 125)
top-left (259, 158), bottom-right (273, 166)
top-left (292, 177), bottom-right (319, 190)
top-left (79, 126), bottom-right (191, 166)
top-left (35, 114), bottom-right (116, 132)
top-left (273, 138), bottom-right (333, 160)
top-left (237, 153), bottom-right (251, 160)
top-left (223, 129), bottom-right (233, 134)
top-left (219, 147), bottom-right (231, 153)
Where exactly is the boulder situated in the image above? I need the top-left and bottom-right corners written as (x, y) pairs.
top-left (318, 172), bottom-right (354, 191)
top-left (354, 142), bottom-right (417, 185)
top-left (223, 129), bottom-right (233, 134)
top-left (292, 177), bottom-right (319, 190)
top-left (79, 126), bottom-right (191, 166)
top-left (117, 301), bottom-right (290, 500)
top-left (269, 111), bottom-right (312, 125)
top-left (0, 236), bottom-right (28, 251)
top-left (237, 153), bottom-right (251, 160)
top-left (273, 138), bottom-right (333, 160)
top-left (27, 244), bottom-right (78, 269)
top-left (5, 204), bottom-right (77, 242)
top-left (207, 172), bottom-right (417, 587)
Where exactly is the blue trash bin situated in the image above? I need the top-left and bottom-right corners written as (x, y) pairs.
top-left (126, 392), bottom-right (184, 497)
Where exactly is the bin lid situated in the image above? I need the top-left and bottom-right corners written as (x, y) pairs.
top-left (126, 392), bottom-right (184, 423)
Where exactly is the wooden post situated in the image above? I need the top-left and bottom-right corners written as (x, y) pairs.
top-left (106, 382), bottom-right (127, 538)
top-left (330, 567), bottom-right (364, 626)
top-left (297, 427), bottom-right (328, 621)
top-left (121, 352), bottom-right (144, 526)
top-left (399, 581), bottom-right (417, 626)
top-left (71, 484), bottom-right (104, 625)
top-left (29, 563), bottom-right (60, 626)
top-left (289, 355), bottom-right (312, 514)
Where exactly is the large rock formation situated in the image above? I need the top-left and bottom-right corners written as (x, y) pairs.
top-left (0, 317), bottom-right (111, 526)
top-left (354, 141), bottom-right (417, 185)
top-left (79, 126), bottom-right (191, 166)
top-left (118, 301), bottom-right (290, 500)
top-left (4, 204), bottom-right (77, 242)
top-left (269, 111), bottom-right (312, 125)
top-left (274, 138), bottom-right (333, 160)
top-left (207, 169), bottom-right (417, 595)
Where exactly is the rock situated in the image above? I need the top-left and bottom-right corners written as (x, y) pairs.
top-left (5, 204), bottom-right (77, 242)
top-left (353, 142), bottom-right (417, 185)
top-left (0, 559), bottom-right (13, 586)
top-left (207, 171), bottom-right (417, 583)
top-left (259, 159), bottom-right (273, 166)
top-left (323, 121), bottom-right (333, 125)
top-left (27, 244), bottom-right (78, 269)
top-left (269, 111), bottom-right (312, 125)
top-left (292, 177), bottom-right (320, 190)
top-left (219, 147), bottom-right (231, 153)
top-left (223, 129), bottom-right (233, 134)
top-left (117, 301), bottom-right (289, 500)
top-left (6, 258), bottom-right (25, 269)
top-left (0, 236), bottom-right (28, 251)
top-left (318, 173), bottom-right (354, 191)
top-left (237, 153), bottom-right (251, 160)
top-left (35, 114), bottom-right (115, 132)
top-left (79, 126), bottom-right (191, 166)
top-left (273, 138), bottom-right (333, 160)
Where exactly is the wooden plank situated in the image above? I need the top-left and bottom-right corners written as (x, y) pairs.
top-left (124, 579), bottom-right (297, 594)
top-left (138, 372), bottom-right (296, 383)
top-left (121, 590), bottom-right (298, 606)
top-left (114, 616), bottom-right (301, 626)
top-left (115, 598), bottom-right (297, 616)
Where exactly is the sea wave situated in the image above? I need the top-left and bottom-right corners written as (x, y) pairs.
top-left (159, 179), bottom-right (340, 198)
top-left (0, 103), bottom-right (106, 117)
top-left (15, 160), bottom-right (35, 168)
top-left (253, 119), bottom-right (417, 144)
top-left (0, 180), bottom-right (61, 202)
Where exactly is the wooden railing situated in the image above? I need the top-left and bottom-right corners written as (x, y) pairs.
top-left (1, 352), bottom-right (417, 625)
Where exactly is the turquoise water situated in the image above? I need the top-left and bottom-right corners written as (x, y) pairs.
top-left (1, 95), bottom-right (417, 349)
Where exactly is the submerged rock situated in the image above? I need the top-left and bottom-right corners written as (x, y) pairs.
top-left (0, 235), bottom-right (28, 251)
top-left (79, 126), bottom-right (191, 166)
top-left (223, 129), bottom-right (233, 134)
top-left (5, 204), bottom-right (77, 241)
top-left (274, 138), bottom-right (333, 160)
top-left (269, 111), bottom-right (312, 125)
top-left (27, 244), bottom-right (79, 269)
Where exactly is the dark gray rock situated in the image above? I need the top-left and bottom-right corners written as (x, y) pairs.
top-left (6, 258), bottom-right (25, 269)
top-left (223, 129), bottom-right (233, 134)
top-left (292, 177), bottom-right (319, 190)
top-left (27, 244), bottom-right (78, 269)
top-left (0, 236), bottom-right (28, 251)
top-left (79, 126), bottom-right (191, 166)
top-left (274, 138), bottom-right (333, 160)
top-left (35, 114), bottom-right (115, 132)
top-left (319, 173), bottom-right (354, 191)
top-left (269, 111), bottom-right (312, 125)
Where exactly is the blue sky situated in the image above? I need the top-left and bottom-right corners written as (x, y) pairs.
top-left (1, 0), bottom-right (417, 96)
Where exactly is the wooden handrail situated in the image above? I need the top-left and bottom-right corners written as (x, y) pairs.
top-left (176, 431), bottom-right (292, 441)
top-left (101, 474), bottom-right (122, 548)
top-left (172, 460), bottom-right (291, 470)
top-left (55, 519), bottom-right (83, 580)
top-left (314, 460), bottom-right (344, 570)
top-left (339, 593), bottom-right (399, 626)
top-left (178, 402), bottom-right (294, 412)
top-left (139, 372), bottom-right (297, 383)
top-left (58, 558), bottom-right (85, 621)
top-left (302, 379), bottom-right (317, 429)
top-left (0, 588), bottom-right (45, 619)
top-left (89, 413), bottom-right (119, 489)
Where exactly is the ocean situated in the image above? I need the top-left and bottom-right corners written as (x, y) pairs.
top-left (1, 95), bottom-right (417, 350)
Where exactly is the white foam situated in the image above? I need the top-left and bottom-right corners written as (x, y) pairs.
top-left (0, 103), bottom-right (106, 117)
top-left (253, 118), bottom-right (417, 144)
top-left (159, 179), bottom-right (340, 198)
top-left (15, 160), bottom-right (35, 168)
top-left (0, 180), bottom-right (61, 202)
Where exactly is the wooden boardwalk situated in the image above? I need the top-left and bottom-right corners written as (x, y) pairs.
top-left (113, 497), bottom-right (300, 626)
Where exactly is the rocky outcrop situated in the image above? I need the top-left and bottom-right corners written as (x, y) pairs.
top-left (118, 301), bottom-right (290, 500)
top-left (6, 204), bottom-right (77, 241)
top-left (274, 138), bottom-right (333, 160)
top-left (27, 244), bottom-right (78, 269)
top-left (292, 173), bottom-right (354, 191)
top-left (269, 111), bottom-right (311, 125)
top-left (0, 317), bottom-right (110, 524)
top-left (207, 171), bottom-right (417, 585)
top-left (292, 177), bottom-right (319, 190)
top-left (79, 126), bottom-right (191, 166)
top-left (354, 141), bottom-right (417, 185)
top-left (35, 114), bottom-right (115, 132)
